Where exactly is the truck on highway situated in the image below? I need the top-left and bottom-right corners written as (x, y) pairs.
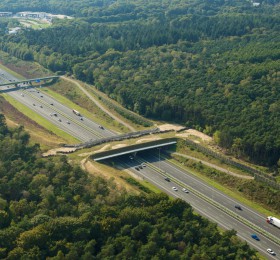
top-left (267, 216), bottom-right (280, 228)
top-left (72, 109), bottom-right (81, 116)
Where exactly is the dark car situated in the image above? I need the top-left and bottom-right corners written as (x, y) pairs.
top-left (251, 234), bottom-right (260, 241)
top-left (235, 205), bottom-right (242, 210)
top-left (164, 177), bottom-right (170, 182)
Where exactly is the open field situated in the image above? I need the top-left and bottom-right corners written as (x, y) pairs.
top-left (18, 18), bottom-right (51, 29)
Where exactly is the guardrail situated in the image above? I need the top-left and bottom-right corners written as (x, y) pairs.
top-left (136, 157), bottom-right (280, 246)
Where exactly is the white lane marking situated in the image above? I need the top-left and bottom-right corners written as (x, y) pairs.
top-left (157, 157), bottom-right (267, 219)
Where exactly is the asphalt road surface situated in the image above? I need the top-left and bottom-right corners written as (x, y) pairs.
top-left (1, 68), bottom-right (279, 259)
top-left (0, 69), bottom-right (115, 141)
top-left (112, 152), bottom-right (280, 259)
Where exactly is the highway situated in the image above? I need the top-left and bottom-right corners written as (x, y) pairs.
top-left (113, 152), bottom-right (280, 259)
top-left (0, 69), bottom-right (115, 142)
top-left (1, 67), bottom-right (279, 258)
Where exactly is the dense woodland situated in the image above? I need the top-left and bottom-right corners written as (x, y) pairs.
top-left (0, 115), bottom-right (258, 259)
top-left (0, 0), bottom-right (280, 166)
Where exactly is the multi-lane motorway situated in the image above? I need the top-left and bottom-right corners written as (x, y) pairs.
top-left (114, 152), bottom-right (280, 259)
top-left (0, 68), bottom-right (279, 258)
top-left (0, 70), bottom-right (115, 142)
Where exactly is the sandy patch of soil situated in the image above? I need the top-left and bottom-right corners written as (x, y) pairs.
top-left (5, 118), bottom-right (19, 128)
top-left (136, 136), bottom-right (162, 144)
top-left (158, 123), bottom-right (185, 131)
top-left (176, 129), bottom-right (212, 142)
top-left (78, 144), bottom-right (111, 157)
top-left (112, 144), bottom-right (127, 149)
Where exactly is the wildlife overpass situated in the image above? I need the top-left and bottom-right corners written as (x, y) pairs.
top-left (91, 138), bottom-right (177, 161)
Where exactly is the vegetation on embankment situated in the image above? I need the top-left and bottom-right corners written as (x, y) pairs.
top-left (170, 153), bottom-right (280, 216)
top-left (0, 115), bottom-right (258, 259)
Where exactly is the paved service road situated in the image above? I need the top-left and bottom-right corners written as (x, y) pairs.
top-left (0, 70), bottom-right (115, 141)
top-left (113, 153), bottom-right (280, 259)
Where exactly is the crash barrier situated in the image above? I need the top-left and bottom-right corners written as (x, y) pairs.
top-left (183, 139), bottom-right (280, 191)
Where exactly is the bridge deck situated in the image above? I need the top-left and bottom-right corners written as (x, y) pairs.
top-left (92, 138), bottom-right (177, 161)
top-left (0, 76), bottom-right (59, 86)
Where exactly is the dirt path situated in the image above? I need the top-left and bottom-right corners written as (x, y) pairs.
top-left (172, 152), bottom-right (254, 180)
top-left (61, 76), bottom-right (136, 132)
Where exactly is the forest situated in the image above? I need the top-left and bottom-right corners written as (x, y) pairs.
top-left (0, 0), bottom-right (280, 166)
top-left (0, 114), bottom-right (258, 259)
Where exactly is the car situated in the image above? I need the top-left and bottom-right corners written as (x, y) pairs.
top-left (172, 187), bottom-right (178, 191)
top-left (164, 177), bottom-right (170, 182)
top-left (235, 205), bottom-right (242, 210)
top-left (33, 103), bottom-right (36, 106)
top-left (66, 121), bottom-right (70, 124)
top-left (135, 167), bottom-right (140, 171)
top-left (80, 117), bottom-right (84, 121)
top-left (58, 119), bottom-right (62, 122)
top-left (50, 103), bottom-right (54, 105)
top-left (40, 95), bottom-right (43, 98)
top-left (129, 156), bottom-right (134, 160)
top-left (139, 165), bottom-right (143, 169)
top-left (182, 188), bottom-right (189, 193)
top-left (40, 105), bottom-right (43, 108)
top-left (21, 93), bottom-right (24, 97)
top-left (251, 234), bottom-right (260, 241)
top-left (99, 125), bottom-right (104, 129)
top-left (142, 163), bottom-right (146, 167)
top-left (53, 113), bottom-right (57, 117)
top-left (267, 249), bottom-right (276, 255)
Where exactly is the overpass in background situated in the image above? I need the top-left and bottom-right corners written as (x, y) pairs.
top-left (0, 75), bottom-right (60, 87)
top-left (91, 138), bottom-right (177, 161)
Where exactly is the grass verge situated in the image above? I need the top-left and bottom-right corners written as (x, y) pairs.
top-left (0, 63), bottom-right (25, 80)
top-left (167, 156), bottom-right (280, 218)
top-left (2, 94), bottom-right (79, 144)
top-left (42, 82), bottom-right (128, 134)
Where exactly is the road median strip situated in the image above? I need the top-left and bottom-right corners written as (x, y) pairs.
top-left (136, 158), bottom-right (280, 246)
top-left (23, 89), bottom-right (104, 139)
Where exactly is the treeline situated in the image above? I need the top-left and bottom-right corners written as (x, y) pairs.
top-left (0, 0), bottom-right (280, 166)
top-left (0, 115), bottom-right (258, 259)
top-left (0, 0), bottom-right (113, 16)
